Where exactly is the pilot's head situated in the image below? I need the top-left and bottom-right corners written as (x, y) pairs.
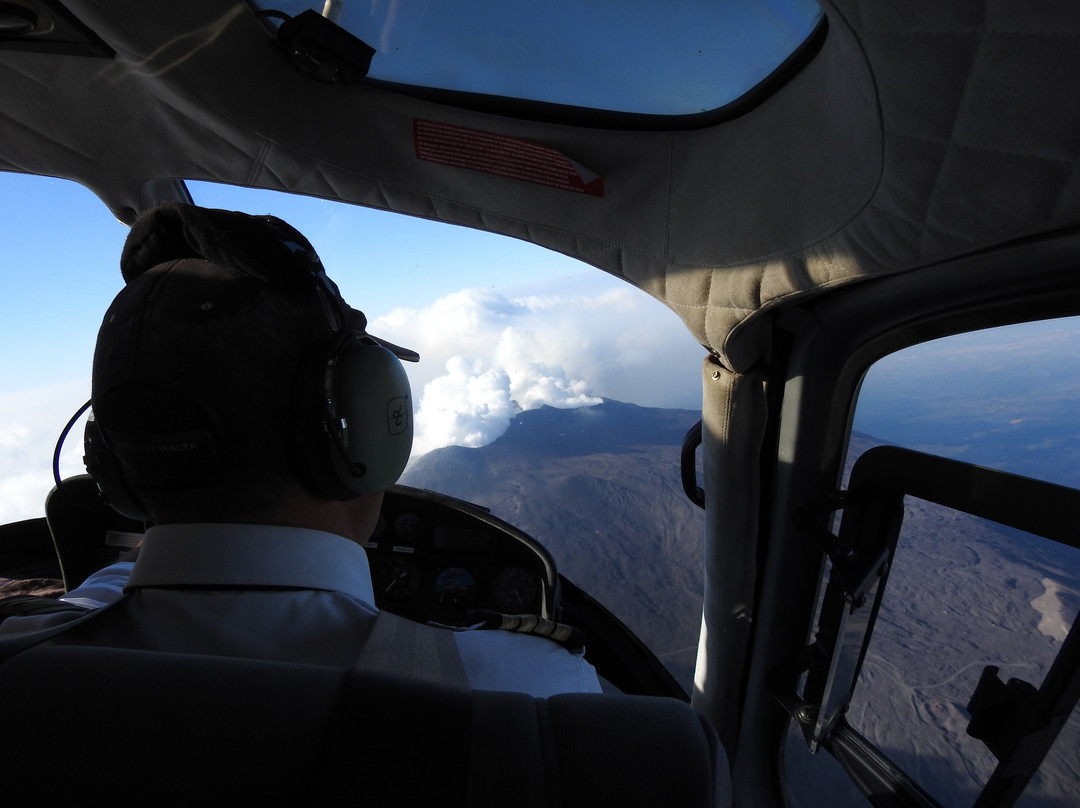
top-left (87, 203), bottom-right (414, 525)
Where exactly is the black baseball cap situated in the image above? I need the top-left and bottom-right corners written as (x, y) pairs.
top-left (115, 202), bottom-right (418, 361)
top-left (91, 203), bottom-right (417, 451)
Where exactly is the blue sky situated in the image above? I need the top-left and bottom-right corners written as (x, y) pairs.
top-left (0, 174), bottom-right (607, 388)
top-left (0, 171), bottom-right (706, 521)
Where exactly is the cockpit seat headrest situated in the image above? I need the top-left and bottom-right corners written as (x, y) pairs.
top-left (0, 644), bottom-right (731, 807)
top-left (45, 475), bottom-right (143, 592)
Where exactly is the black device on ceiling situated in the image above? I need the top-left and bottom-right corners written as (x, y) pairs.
top-left (276, 8), bottom-right (375, 85)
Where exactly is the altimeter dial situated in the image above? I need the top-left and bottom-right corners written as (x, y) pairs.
top-left (373, 556), bottom-right (420, 601)
top-left (491, 566), bottom-right (539, 613)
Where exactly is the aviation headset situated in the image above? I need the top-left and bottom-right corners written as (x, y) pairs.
top-left (82, 204), bottom-right (414, 521)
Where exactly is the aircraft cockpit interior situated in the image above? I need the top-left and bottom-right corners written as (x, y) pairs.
top-left (2, 1), bottom-right (1079, 806)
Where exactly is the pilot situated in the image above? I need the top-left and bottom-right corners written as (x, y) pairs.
top-left (0, 203), bottom-right (601, 697)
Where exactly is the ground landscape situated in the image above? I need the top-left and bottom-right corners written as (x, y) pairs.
top-left (837, 433), bottom-right (1080, 807)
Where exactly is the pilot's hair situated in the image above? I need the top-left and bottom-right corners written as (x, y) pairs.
top-left (92, 257), bottom-right (326, 522)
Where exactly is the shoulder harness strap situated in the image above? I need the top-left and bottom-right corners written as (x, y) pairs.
top-left (467, 609), bottom-right (586, 653)
top-left (355, 609), bottom-right (470, 691)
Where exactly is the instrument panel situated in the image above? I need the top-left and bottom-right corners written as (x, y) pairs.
top-left (365, 485), bottom-right (559, 626)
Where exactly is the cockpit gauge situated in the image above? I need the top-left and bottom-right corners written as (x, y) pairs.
top-left (491, 566), bottom-right (539, 612)
top-left (434, 565), bottom-right (476, 606)
top-left (393, 512), bottom-right (425, 542)
top-left (373, 556), bottom-right (421, 601)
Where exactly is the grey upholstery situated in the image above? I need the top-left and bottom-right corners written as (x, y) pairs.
top-left (0, 644), bottom-right (730, 807)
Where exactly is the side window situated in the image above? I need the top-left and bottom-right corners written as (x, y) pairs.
top-left (851, 319), bottom-right (1080, 491)
top-left (788, 318), bottom-right (1080, 807)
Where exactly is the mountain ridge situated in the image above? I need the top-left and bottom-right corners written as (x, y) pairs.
top-left (401, 398), bottom-right (706, 687)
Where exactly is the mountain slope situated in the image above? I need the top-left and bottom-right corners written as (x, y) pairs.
top-left (401, 400), bottom-right (705, 686)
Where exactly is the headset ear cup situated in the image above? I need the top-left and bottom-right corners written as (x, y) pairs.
top-left (325, 339), bottom-right (413, 494)
top-left (83, 414), bottom-right (149, 521)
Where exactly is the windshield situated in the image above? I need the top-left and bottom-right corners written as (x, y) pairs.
top-left (0, 174), bottom-right (706, 689)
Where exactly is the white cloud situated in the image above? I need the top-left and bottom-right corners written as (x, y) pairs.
top-left (0, 378), bottom-right (91, 524)
top-left (0, 276), bottom-right (705, 523)
top-left (370, 274), bottom-right (703, 457)
top-left (411, 358), bottom-right (519, 456)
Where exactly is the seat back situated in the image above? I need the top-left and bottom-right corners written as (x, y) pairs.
top-left (0, 644), bottom-right (729, 807)
top-left (45, 475), bottom-right (144, 590)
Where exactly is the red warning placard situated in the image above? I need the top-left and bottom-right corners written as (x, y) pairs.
top-left (414, 119), bottom-right (604, 198)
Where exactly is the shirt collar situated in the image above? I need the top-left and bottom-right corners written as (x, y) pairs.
top-left (126, 523), bottom-right (375, 604)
